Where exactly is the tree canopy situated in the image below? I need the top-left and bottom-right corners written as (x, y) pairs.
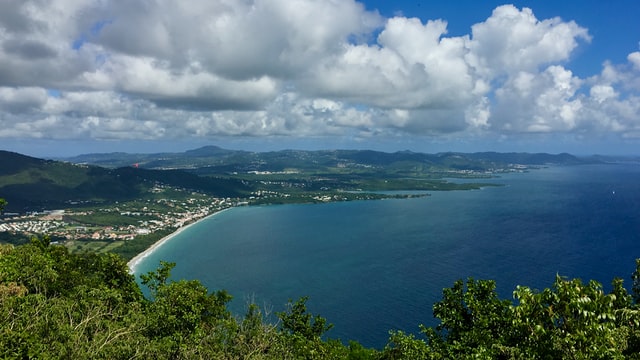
top-left (2, 234), bottom-right (640, 359)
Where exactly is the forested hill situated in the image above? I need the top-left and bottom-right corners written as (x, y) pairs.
top-left (0, 150), bottom-right (248, 212)
top-left (62, 146), bottom-right (589, 171)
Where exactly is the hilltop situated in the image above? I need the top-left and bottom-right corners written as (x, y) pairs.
top-left (0, 150), bottom-right (248, 213)
top-left (63, 145), bottom-right (587, 172)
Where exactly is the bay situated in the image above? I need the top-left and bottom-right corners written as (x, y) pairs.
top-left (133, 163), bottom-right (640, 348)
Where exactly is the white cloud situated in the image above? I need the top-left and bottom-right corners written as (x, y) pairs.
top-left (493, 66), bottom-right (584, 133)
top-left (303, 16), bottom-right (475, 109)
top-left (92, 0), bottom-right (381, 78)
top-left (0, 0), bottom-right (97, 88)
top-left (466, 5), bottom-right (590, 78)
top-left (590, 85), bottom-right (617, 103)
top-left (628, 52), bottom-right (640, 70)
top-left (0, 1), bottom-right (638, 150)
top-left (0, 87), bottom-right (48, 113)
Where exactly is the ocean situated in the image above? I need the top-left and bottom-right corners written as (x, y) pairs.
top-left (133, 163), bottom-right (640, 348)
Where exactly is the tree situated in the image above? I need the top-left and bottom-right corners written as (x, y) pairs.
top-left (6, 234), bottom-right (640, 359)
top-left (0, 237), bottom-right (148, 358)
top-left (278, 296), bottom-right (333, 341)
top-left (511, 276), bottom-right (629, 359)
top-left (275, 296), bottom-right (343, 359)
top-left (423, 278), bottom-right (514, 358)
top-left (383, 272), bottom-right (640, 359)
top-left (632, 259), bottom-right (640, 305)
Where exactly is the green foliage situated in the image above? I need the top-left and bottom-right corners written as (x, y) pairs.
top-left (0, 151), bottom-right (249, 212)
top-left (3, 235), bottom-right (640, 359)
top-left (632, 259), bottom-right (640, 304)
top-left (382, 330), bottom-right (432, 359)
top-left (383, 268), bottom-right (640, 359)
top-left (0, 230), bottom-right (49, 246)
top-left (0, 241), bottom-right (360, 358)
top-left (278, 296), bottom-right (333, 340)
top-left (511, 276), bottom-right (628, 359)
top-left (112, 228), bottom-right (173, 261)
top-left (66, 211), bottom-right (152, 226)
top-left (2, 149), bottom-right (582, 214)
top-left (421, 278), bottom-right (514, 358)
top-left (274, 296), bottom-right (347, 359)
top-left (0, 239), bottom-right (147, 358)
top-left (140, 260), bottom-right (176, 296)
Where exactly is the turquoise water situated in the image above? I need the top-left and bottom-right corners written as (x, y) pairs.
top-left (133, 164), bottom-right (640, 347)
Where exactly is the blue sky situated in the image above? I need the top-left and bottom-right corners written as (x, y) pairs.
top-left (1, 1), bottom-right (640, 157)
top-left (367, 1), bottom-right (640, 76)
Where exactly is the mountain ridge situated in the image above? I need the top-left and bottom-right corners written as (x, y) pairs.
top-left (0, 147), bottom-right (596, 213)
top-left (61, 146), bottom-right (590, 170)
top-left (0, 150), bottom-right (249, 212)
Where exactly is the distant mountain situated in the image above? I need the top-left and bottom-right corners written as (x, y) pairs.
top-left (183, 145), bottom-right (237, 157)
top-left (63, 145), bottom-right (252, 169)
top-left (1, 147), bottom-right (596, 213)
top-left (462, 152), bottom-right (585, 165)
top-left (582, 154), bottom-right (640, 164)
top-left (0, 150), bottom-right (58, 175)
top-left (0, 151), bottom-right (249, 213)
top-left (62, 146), bottom-right (590, 173)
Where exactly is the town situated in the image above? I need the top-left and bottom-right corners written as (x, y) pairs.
top-left (0, 184), bottom-right (240, 253)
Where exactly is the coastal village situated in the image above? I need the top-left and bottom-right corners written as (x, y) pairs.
top-left (0, 182), bottom-right (376, 249)
top-left (0, 184), bottom-right (239, 246)
top-left (0, 199), bottom-right (228, 242)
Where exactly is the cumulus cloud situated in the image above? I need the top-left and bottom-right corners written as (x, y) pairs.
top-left (467, 5), bottom-right (591, 78)
top-left (304, 16), bottom-right (475, 110)
top-left (0, 87), bottom-right (48, 114)
top-left (492, 66), bottom-right (584, 132)
top-left (0, 0), bottom-right (639, 148)
top-left (579, 55), bottom-right (640, 135)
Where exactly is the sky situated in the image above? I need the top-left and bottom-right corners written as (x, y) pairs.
top-left (1, 1), bottom-right (640, 157)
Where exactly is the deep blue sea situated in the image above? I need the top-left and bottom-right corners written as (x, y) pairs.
top-left (133, 163), bottom-right (640, 348)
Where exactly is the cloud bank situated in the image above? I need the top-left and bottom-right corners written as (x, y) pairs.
top-left (1, 1), bottom-right (639, 148)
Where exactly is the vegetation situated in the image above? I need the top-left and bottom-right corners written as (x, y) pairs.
top-left (64, 146), bottom-right (587, 171)
top-left (0, 239), bottom-right (366, 359)
top-left (2, 148), bottom-right (586, 213)
top-left (110, 228), bottom-right (174, 260)
top-left (0, 150), bottom-right (249, 213)
top-left (3, 231), bottom-right (640, 358)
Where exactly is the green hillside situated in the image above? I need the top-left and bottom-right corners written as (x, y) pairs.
top-left (63, 146), bottom-right (590, 173)
top-left (0, 151), bottom-right (249, 212)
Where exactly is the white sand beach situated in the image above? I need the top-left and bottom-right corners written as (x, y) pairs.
top-left (127, 207), bottom-right (231, 273)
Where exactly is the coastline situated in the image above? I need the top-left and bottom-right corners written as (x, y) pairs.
top-left (127, 207), bottom-right (232, 273)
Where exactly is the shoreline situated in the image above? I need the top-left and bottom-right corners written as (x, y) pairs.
top-left (127, 207), bottom-right (232, 273)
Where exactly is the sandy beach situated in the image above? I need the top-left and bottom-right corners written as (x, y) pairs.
top-left (127, 207), bottom-right (231, 273)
